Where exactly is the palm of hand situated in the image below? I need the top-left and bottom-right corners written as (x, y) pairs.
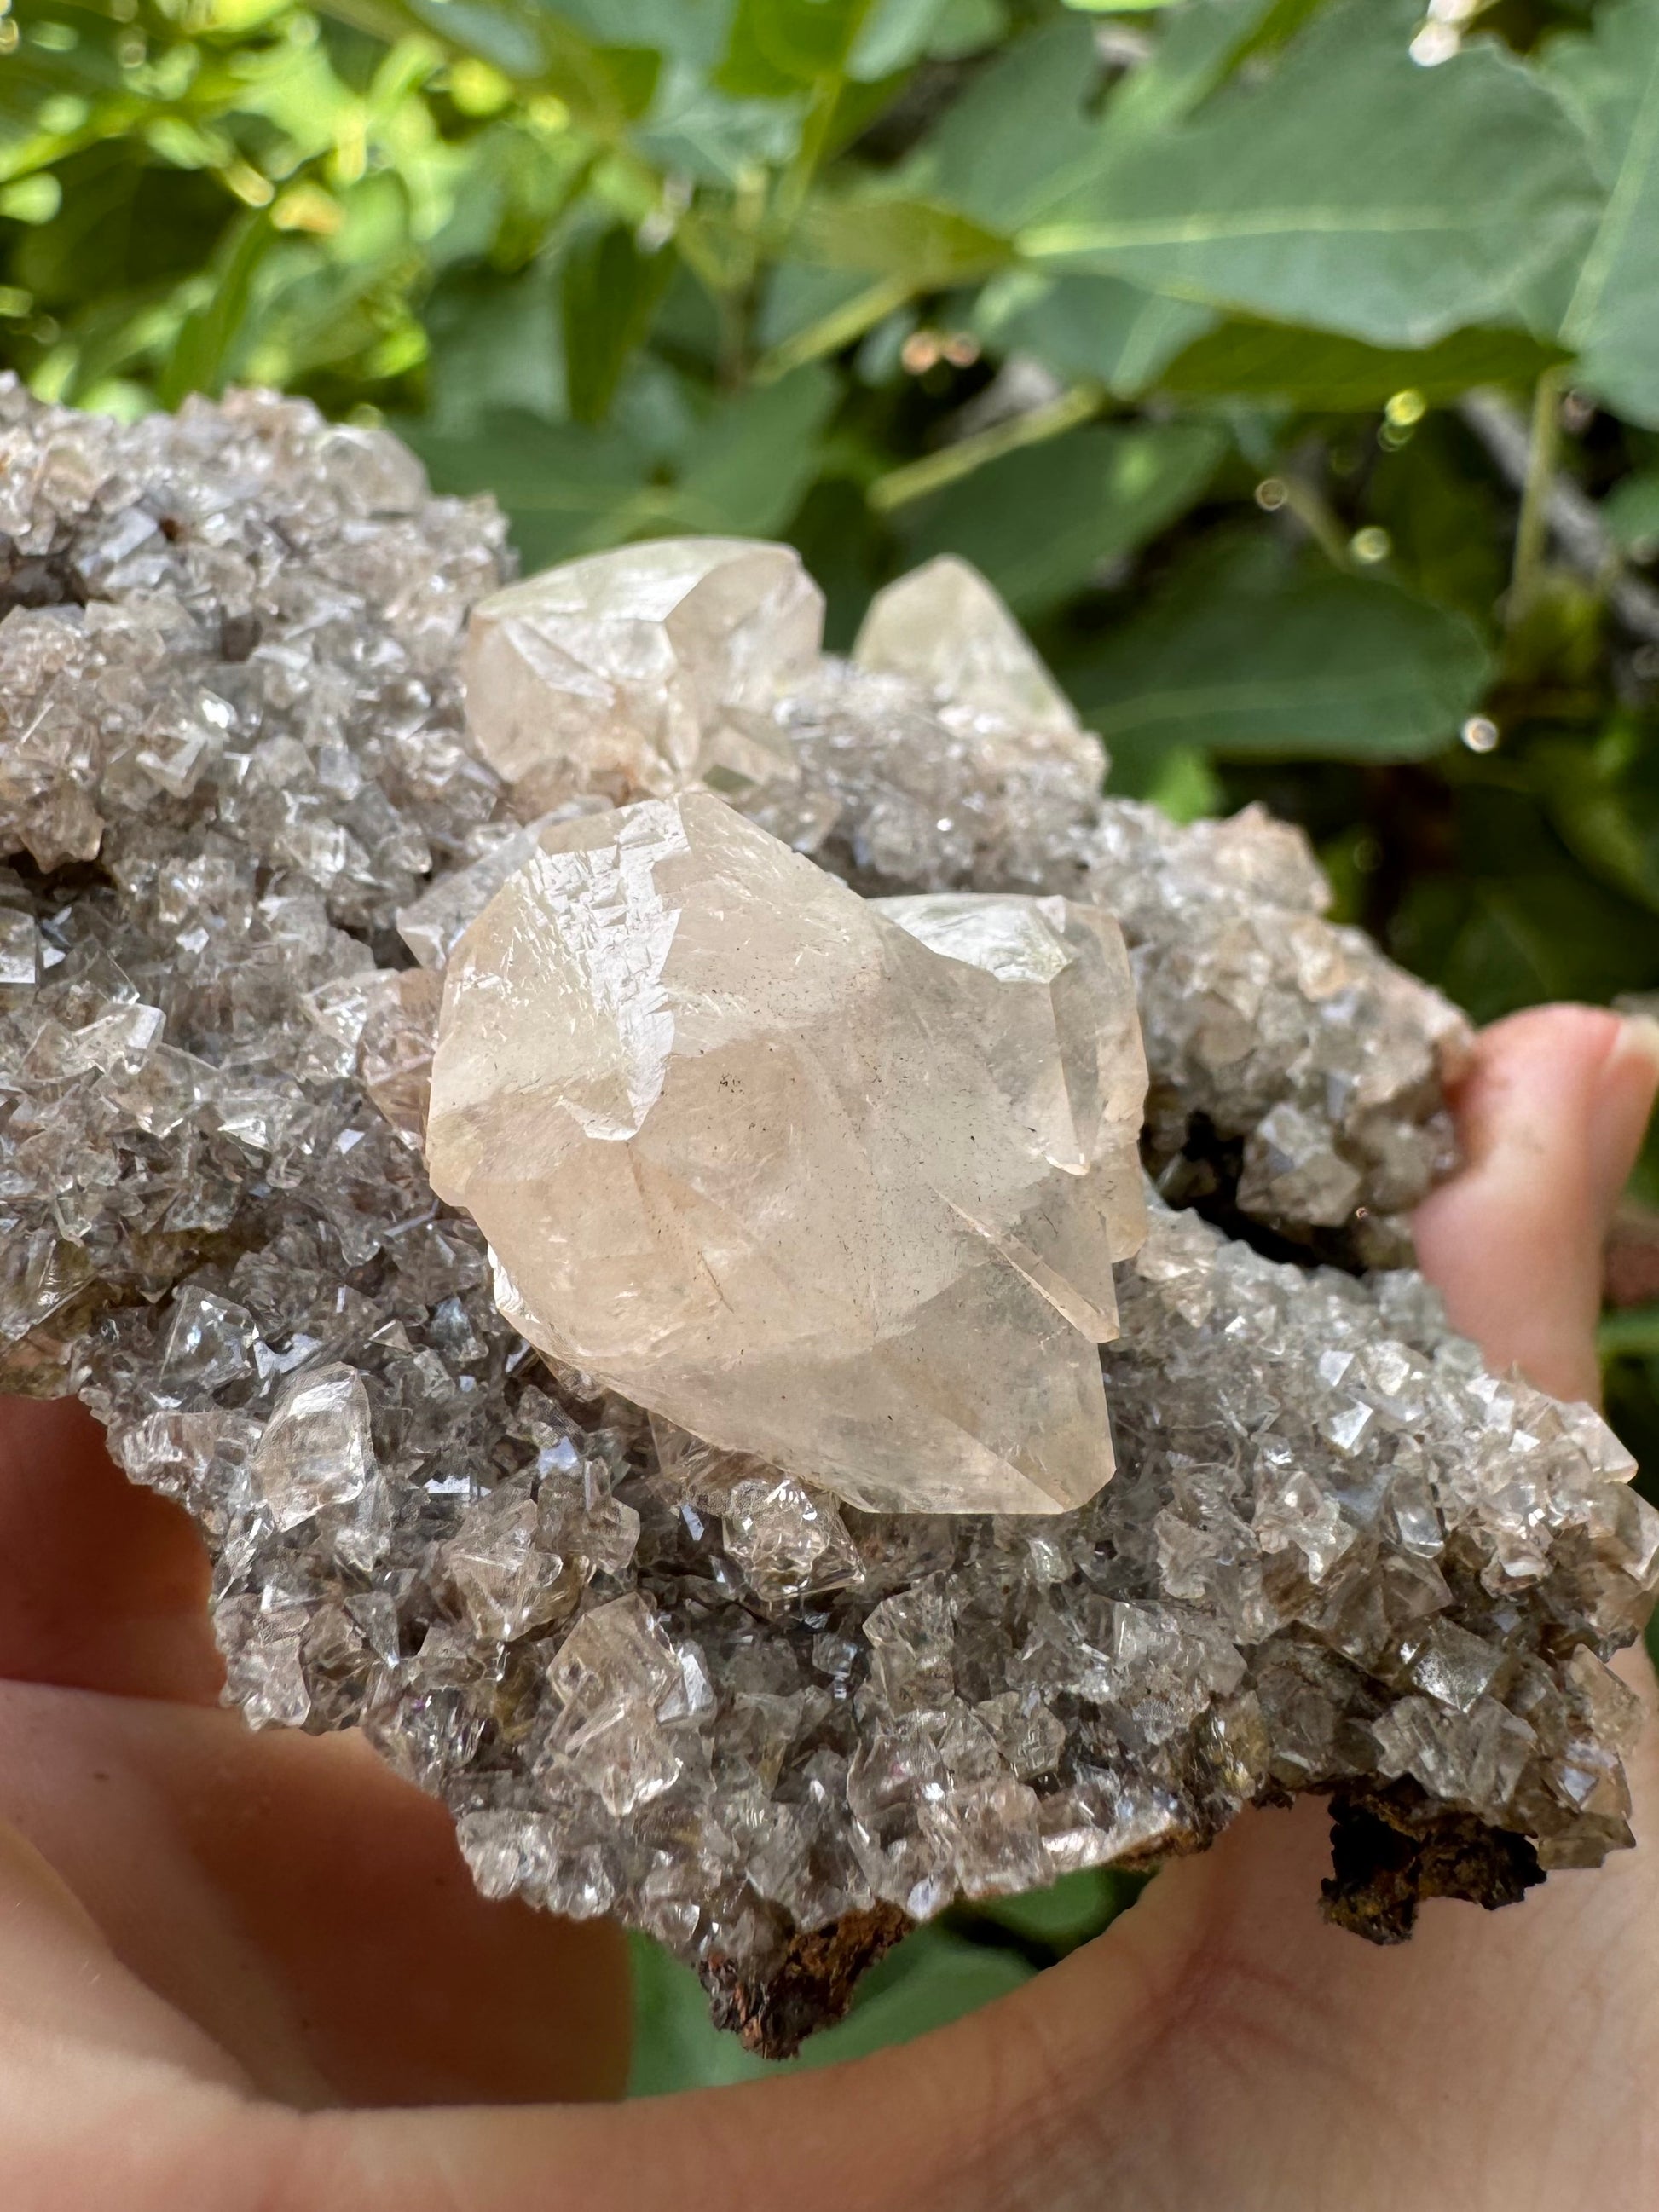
top-left (2, 1007), bottom-right (1656, 2212)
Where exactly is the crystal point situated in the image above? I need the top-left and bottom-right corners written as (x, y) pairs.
top-left (425, 791), bottom-right (1147, 1514)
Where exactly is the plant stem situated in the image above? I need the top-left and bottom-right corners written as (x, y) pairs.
top-left (869, 383), bottom-right (1106, 513)
top-left (1510, 364), bottom-right (1565, 621)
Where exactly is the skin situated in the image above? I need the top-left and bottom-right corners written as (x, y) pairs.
top-left (0, 1003), bottom-right (1656, 2212)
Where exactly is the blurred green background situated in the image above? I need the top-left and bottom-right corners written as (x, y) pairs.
top-left (7, 0), bottom-right (1659, 2090)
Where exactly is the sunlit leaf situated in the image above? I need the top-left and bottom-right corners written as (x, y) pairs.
top-left (1019, 0), bottom-right (1601, 348)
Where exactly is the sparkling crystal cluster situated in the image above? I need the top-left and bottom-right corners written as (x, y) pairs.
top-left (0, 384), bottom-right (1652, 2059)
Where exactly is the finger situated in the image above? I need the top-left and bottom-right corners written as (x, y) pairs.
top-left (0, 1678), bottom-right (629, 2112)
top-left (1413, 1004), bottom-right (1659, 1404)
top-left (0, 1396), bottom-right (223, 1703)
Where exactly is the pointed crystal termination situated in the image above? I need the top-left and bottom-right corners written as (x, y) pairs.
top-left (425, 791), bottom-right (1147, 1515)
top-left (462, 538), bottom-right (824, 813)
top-left (853, 553), bottom-right (1090, 746)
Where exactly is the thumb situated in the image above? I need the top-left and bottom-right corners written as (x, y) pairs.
top-left (1413, 1003), bottom-right (1659, 1405)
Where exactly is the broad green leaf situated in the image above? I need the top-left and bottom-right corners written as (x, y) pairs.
top-left (1552, 0), bottom-right (1659, 429)
top-left (717, 0), bottom-right (870, 95)
top-left (665, 361), bottom-right (837, 533)
top-left (800, 190), bottom-right (1008, 285)
top-left (1100, 0), bottom-right (1307, 142)
top-left (409, 408), bottom-right (651, 568)
top-left (1395, 787), bottom-right (1659, 1021)
top-left (549, 0), bottom-right (736, 69)
top-left (850, 0), bottom-right (1004, 78)
top-left (756, 260), bottom-right (875, 351)
top-left (1020, 0), bottom-right (1602, 349)
top-left (1157, 319), bottom-right (1565, 407)
top-left (903, 421), bottom-right (1226, 617)
top-left (560, 224), bottom-right (674, 424)
top-left (634, 61), bottom-right (804, 182)
top-left (410, 364), bottom-right (834, 565)
top-left (1069, 535), bottom-right (1491, 766)
top-left (905, 17), bottom-right (1102, 230)
top-left (423, 260), bottom-right (564, 433)
top-left (974, 270), bottom-right (1216, 398)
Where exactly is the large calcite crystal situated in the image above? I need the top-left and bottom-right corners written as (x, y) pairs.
top-left (462, 538), bottom-right (819, 811)
top-left (425, 790), bottom-right (1146, 1515)
top-left (0, 381), bottom-right (1653, 2061)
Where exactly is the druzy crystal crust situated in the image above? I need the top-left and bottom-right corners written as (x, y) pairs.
top-left (0, 381), bottom-right (1654, 2059)
top-left (425, 790), bottom-right (1147, 1514)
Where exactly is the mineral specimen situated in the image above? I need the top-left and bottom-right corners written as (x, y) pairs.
top-left (424, 789), bottom-right (1146, 1514)
top-left (462, 538), bottom-right (818, 811)
top-left (0, 378), bottom-right (1652, 2061)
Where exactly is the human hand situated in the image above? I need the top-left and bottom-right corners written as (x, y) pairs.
top-left (1, 1004), bottom-right (1656, 2212)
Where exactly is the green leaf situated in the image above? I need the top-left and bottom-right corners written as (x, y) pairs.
top-left (1601, 1304), bottom-right (1659, 1360)
top-left (1604, 473), bottom-right (1659, 557)
top-left (423, 260), bottom-right (565, 435)
top-left (904, 16), bottom-right (1102, 230)
top-left (974, 270), bottom-right (1216, 398)
top-left (1552, 0), bottom-right (1659, 428)
top-left (397, 0), bottom-right (661, 127)
top-left (850, 0), bottom-right (1004, 78)
top-left (550, 0), bottom-right (737, 69)
top-left (561, 225), bottom-right (675, 424)
top-left (409, 362), bottom-right (835, 566)
top-left (666, 361), bottom-right (838, 533)
top-left (634, 63), bottom-right (804, 182)
top-left (957, 1867), bottom-right (1145, 1953)
top-left (156, 211), bottom-right (275, 407)
top-left (1156, 319), bottom-right (1566, 407)
top-left (1070, 535), bottom-right (1492, 768)
top-left (800, 190), bottom-right (1009, 286)
top-left (409, 407), bottom-right (651, 568)
top-left (1020, 0), bottom-right (1601, 348)
top-left (903, 420), bottom-right (1226, 617)
top-left (718, 0), bottom-right (870, 95)
top-left (1096, 0), bottom-right (1323, 146)
top-left (1533, 725), bottom-right (1659, 919)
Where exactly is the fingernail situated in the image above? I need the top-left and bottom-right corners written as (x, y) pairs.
top-left (1616, 1013), bottom-right (1659, 1081)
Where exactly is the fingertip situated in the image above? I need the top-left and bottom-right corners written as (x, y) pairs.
top-left (1414, 1003), bottom-right (1657, 1405)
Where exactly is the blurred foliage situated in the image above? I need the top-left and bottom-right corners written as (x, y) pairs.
top-left (8, 0), bottom-right (1659, 2086)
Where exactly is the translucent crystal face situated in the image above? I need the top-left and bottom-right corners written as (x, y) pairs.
top-left (425, 791), bottom-right (1147, 1515)
top-left (462, 537), bottom-right (823, 812)
top-left (853, 553), bottom-right (1088, 742)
